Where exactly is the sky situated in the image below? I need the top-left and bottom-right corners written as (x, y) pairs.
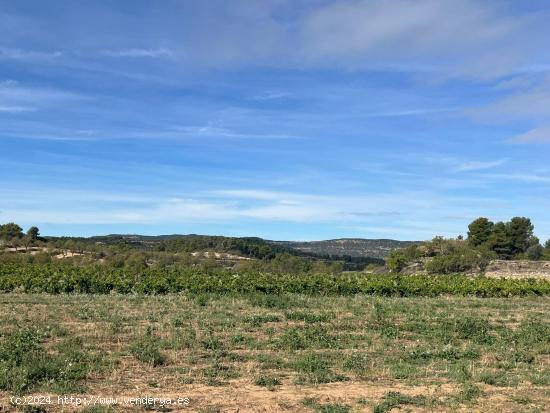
top-left (1, 0), bottom-right (550, 241)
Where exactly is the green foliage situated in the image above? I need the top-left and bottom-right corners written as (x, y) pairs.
top-left (0, 263), bottom-right (549, 296)
top-left (526, 244), bottom-right (544, 260)
top-left (386, 249), bottom-right (408, 272)
top-left (507, 217), bottom-right (534, 255)
top-left (254, 374), bottom-right (281, 387)
top-left (425, 245), bottom-right (493, 274)
top-left (301, 399), bottom-right (351, 413)
top-left (390, 216), bottom-right (545, 275)
top-left (0, 328), bottom-right (91, 394)
top-left (486, 222), bottom-right (513, 259)
top-left (0, 222), bottom-right (24, 240)
top-left (284, 311), bottom-right (332, 323)
top-left (129, 332), bottom-right (166, 366)
top-left (292, 353), bottom-right (348, 384)
top-left (373, 391), bottom-right (427, 413)
top-left (468, 217), bottom-right (494, 247)
top-left (26, 226), bottom-right (40, 240)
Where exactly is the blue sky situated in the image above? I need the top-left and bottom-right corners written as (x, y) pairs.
top-left (2, 0), bottom-right (550, 241)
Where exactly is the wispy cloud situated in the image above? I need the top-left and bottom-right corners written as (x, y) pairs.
top-left (511, 126), bottom-right (550, 143)
top-left (481, 173), bottom-right (550, 184)
top-left (250, 91), bottom-right (292, 101)
top-left (0, 80), bottom-right (85, 108)
top-left (422, 155), bottom-right (507, 173)
top-left (363, 108), bottom-right (455, 118)
top-left (0, 105), bottom-right (35, 113)
top-left (102, 48), bottom-right (175, 59)
top-left (165, 126), bottom-right (304, 140)
top-left (455, 159), bottom-right (507, 172)
top-left (0, 47), bottom-right (63, 61)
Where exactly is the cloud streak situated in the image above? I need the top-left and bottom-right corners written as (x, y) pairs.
top-left (102, 48), bottom-right (175, 59)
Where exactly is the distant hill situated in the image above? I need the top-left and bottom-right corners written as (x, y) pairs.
top-left (272, 238), bottom-right (418, 259)
top-left (47, 234), bottom-right (414, 261)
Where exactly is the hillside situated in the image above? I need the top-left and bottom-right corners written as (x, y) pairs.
top-left (273, 238), bottom-right (418, 259)
top-left (47, 234), bottom-right (411, 261)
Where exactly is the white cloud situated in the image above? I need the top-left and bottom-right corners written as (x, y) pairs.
top-left (0, 105), bottom-right (35, 113)
top-left (0, 80), bottom-right (84, 109)
top-left (5, 186), bottom-right (550, 240)
top-left (102, 48), bottom-right (175, 59)
top-left (180, 0), bottom-right (549, 79)
top-left (511, 126), bottom-right (550, 143)
top-left (480, 173), bottom-right (550, 184)
top-left (250, 91), bottom-right (292, 101)
top-left (455, 159), bottom-right (507, 172)
top-left (0, 47), bottom-right (62, 61)
top-left (421, 155), bottom-right (507, 173)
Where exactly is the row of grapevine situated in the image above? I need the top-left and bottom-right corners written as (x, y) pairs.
top-left (0, 264), bottom-right (549, 296)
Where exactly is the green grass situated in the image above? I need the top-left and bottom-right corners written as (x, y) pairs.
top-left (0, 293), bottom-right (548, 412)
top-left (372, 391), bottom-right (428, 413)
top-left (129, 331), bottom-right (166, 367)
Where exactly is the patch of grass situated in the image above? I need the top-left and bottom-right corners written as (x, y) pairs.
top-left (278, 326), bottom-right (337, 350)
top-left (454, 382), bottom-right (483, 404)
top-left (254, 374), bottom-right (281, 388)
top-left (256, 354), bottom-right (285, 369)
top-left (406, 346), bottom-right (479, 362)
top-left (162, 326), bottom-right (196, 350)
top-left (0, 328), bottom-right (92, 394)
top-left (244, 314), bottom-right (281, 326)
top-left (285, 311), bottom-right (333, 323)
top-left (388, 361), bottom-right (418, 380)
top-left (301, 398), bottom-right (350, 413)
top-left (452, 316), bottom-right (494, 344)
top-left (201, 361), bottom-right (240, 386)
top-left (129, 332), bottom-right (166, 367)
top-left (292, 353), bottom-right (348, 385)
top-left (342, 353), bottom-right (369, 375)
top-left (201, 334), bottom-right (224, 351)
top-left (373, 391), bottom-right (427, 413)
top-left (478, 370), bottom-right (514, 387)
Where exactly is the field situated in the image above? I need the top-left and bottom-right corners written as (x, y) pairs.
top-left (0, 293), bottom-right (548, 412)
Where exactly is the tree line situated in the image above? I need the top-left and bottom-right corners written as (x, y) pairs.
top-left (467, 217), bottom-right (547, 260)
top-left (388, 216), bottom-right (550, 274)
top-left (0, 223), bottom-right (43, 252)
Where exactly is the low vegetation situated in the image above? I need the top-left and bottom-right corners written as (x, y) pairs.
top-left (0, 294), bottom-right (547, 411)
top-left (387, 216), bottom-right (550, 274)
top-left (0, 263), bottom-right (549, 296)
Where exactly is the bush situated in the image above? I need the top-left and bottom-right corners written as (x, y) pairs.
top-left (425, 246), bottom-right (493, 274)
top-left (129, 333), bottom-right (166, 366)
top-left (0, 329), bottom-right (91, 393)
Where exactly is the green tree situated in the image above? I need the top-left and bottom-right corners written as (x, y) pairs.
top-left (506, 217), bottom-right (534, 255)
top-left (0, 222), bottom-right (23, 240)
top-left (386, 250), bottom-right (408, 272)
top-left (26, 226), bottom-right (40, 240)
top-left (22, 226), bottom-right (41, 252)
top-left (467, 217), bottom-right (494, 247)
top-left (487, 222), bottom-right (513, 259)
top-left (526, 244), bottom-right (544, 260)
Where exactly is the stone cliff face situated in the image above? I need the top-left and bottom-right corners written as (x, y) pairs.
top-left (484, 260), bottom-right (550, 279)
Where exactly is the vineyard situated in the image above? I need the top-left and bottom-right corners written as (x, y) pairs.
top-left (1, 264), bottom-right (549, 296)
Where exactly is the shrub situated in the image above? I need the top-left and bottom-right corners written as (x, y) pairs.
top-left (129, 333), bottom-right (166, 366)
top-left (373, 391), bottom-right (427, 413)
top-left (0, 329), bottom-right (91, 393)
